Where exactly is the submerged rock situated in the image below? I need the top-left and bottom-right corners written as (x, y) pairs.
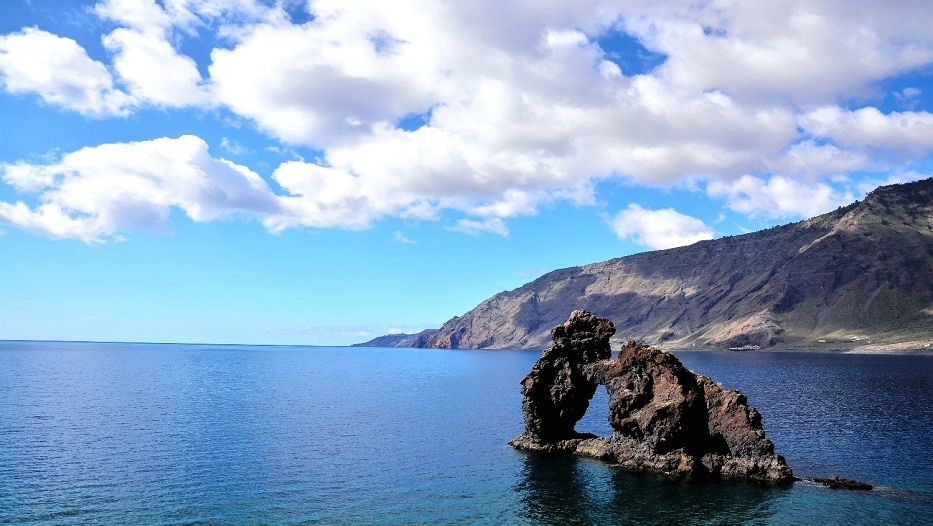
top-left (509, 311), bottom-right (794, 483)
top-left (811, 475), bottom-right (874, 490)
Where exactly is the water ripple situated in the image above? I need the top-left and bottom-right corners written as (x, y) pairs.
top-left (1, 343), bottom-right (930, 525)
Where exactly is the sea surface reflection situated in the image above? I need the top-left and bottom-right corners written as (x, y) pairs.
top-left (516, 454), bottom-right (784, 525)
top-left (1, 342), bottom-right (929, 524)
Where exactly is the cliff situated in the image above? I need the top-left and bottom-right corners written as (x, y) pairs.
top-left (359, 178), bottom-right (933, 350)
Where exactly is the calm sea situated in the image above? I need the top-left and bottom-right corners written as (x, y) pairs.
top-left (1, 342), bottom-right (930, 525)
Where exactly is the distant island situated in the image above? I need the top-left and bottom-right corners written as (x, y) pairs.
top-left (358, 178), bottom-right (933, 352)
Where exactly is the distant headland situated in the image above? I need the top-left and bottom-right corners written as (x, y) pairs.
top-left (358, 178), bottom-right (933, 352)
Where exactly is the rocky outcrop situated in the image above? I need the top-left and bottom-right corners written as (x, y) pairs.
top-left (356, 329), bottom-right (439, 348)
top-left (510, 311), bottom-right (794, 483)
top-left (518, 310), bottom-right (614, 442)
top-left (811, 475), bottom-right (873, 490)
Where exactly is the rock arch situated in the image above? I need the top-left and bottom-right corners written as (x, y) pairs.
top-left (510, 310), bottom-right (794, 483)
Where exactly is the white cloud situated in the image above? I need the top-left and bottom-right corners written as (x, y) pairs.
top-left (94, 0), bottom-right (276, 34)
top-left (0, 135), bottom-right (279, 242)
top-left (2, 0), bottom-right (933, 241)
top-left (264, 161), bottom-right (376, 231)
top-left (393, 231), bottom-right (415, 244)
top-left (469, 189), bottom-right (547, 219)
top-left (94, 0), bottom-right (175, 34)
top-left (800, 106), bottom-right (933, 156)
top-left (103, 27), bottom-right (211, 107)
top-left (0, 202), bottom-right (105, 243)
top-left (208, 2), bottom-right (444, 145)
top-left (220, 137), bottom-right (249, 155)
top-left (629, 0), bottom-right (933, 104)
top-left (610, 204), bottom-right (714, 250)
top-left (707, 175), bottom-right (855, 219)
top-left (766, 140), bottom-right (873, 180)
top-left (447, 218), bottom-right (510, 237)
top-left (95, 0), bottom-right (213, 108)
top-left (0, 27), bottom-right (131, 116)
top-left (206, 1), bottom-right (804, 183)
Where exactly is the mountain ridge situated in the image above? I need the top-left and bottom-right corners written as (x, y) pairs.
top-left (358, 178), bottom-right (933, 351)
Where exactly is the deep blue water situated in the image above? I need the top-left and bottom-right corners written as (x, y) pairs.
top-left (0, 341), bottom-right (930, 525)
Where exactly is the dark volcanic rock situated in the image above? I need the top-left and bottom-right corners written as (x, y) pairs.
top-left (510, 311), bottom-right (794, 483)
top-left (812, 475), bottom-right (874, 490)
top-left (518, 310), bottom-right (614, 441)
top-left (603, 341), bottom-right (707, 454)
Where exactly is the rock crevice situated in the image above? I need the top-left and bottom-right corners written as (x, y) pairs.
top-left (509, 310), bottom-right (794, 483)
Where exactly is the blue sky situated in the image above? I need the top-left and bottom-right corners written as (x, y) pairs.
top-left (1, 0), bottom-right (931, 345)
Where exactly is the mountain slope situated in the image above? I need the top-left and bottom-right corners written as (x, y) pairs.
top-left (359, 178), bottom-right (933, 350)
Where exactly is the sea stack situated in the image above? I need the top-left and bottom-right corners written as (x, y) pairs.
top-left (509, 310), bottom-right (794, 483)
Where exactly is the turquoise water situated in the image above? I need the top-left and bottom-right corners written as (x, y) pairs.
top-left (1, 342), bottom-right (930, 525)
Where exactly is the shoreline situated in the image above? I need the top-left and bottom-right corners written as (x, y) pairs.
top-left (4, 339), bottom-right (931, 355)
top-left (642, 335), bottom-right (933, 356)
top-left (671, 348), bottom-right (933, 356)
top-left (664, 343), bottom-right (933, 356)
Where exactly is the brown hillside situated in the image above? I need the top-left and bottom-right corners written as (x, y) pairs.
top-left (359, 178), bottom-right (933, 350)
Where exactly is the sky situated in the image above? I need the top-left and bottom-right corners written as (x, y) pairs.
top-left (1, 0), bottom-right (932, 346)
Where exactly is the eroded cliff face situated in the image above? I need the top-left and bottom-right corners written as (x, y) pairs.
top-left (359, 178), bottom-right (933, 351)
top-left (510, 311), bottom-right (794, 483)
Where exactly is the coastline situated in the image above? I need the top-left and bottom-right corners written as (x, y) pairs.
top-left (4, 338), bottom-right (931, 355)
top-left (646, 334), bottom-right (933, 356)
top-left (664, 342), bottom-right (933, 356)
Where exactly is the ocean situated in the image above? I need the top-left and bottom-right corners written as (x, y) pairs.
top-left (1, 341), bottom-right (930, 525)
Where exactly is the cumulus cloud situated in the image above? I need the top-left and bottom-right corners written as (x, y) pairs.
top-left (707, 175), bottom-right (855, 219)
top-left (448, 218), bottom-right (510, 237)
top-left (0, 27), bottom-right (131, 116)
top-left (206, 2), bottom-right (803, 183)
top-left (208, 1), bottom-right (446, 145)
top-left (198, 0), bottom-right (933, 233)
top-left (628, 0), bottom-right (933, 104)
top-left (610, 204), bottom-right (714, 250)
top-left (95, 0), bottom-right (213, 108)
top-left (0, 1), bottom-right (219, 114)
top-left (1, 0), bottom-right (932, 241)
top-left (800, 106), bottom-right (933, 156)
top-left (102, 27), bottom-right (211, 107)
top-left (0, 135), bottom-right (279, 242)
top-left (265, 161), bottom-right (376, 231)
top-left (766, 140), bottom-right (873, 180)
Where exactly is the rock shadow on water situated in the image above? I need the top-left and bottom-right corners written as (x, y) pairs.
top-left (514, 454), bottom-right (784, 526)
top-left (515, 455), bottom-right (603, 526)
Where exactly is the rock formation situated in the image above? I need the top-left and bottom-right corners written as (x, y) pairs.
top-left (509, 310), bottom-right (794, 483)
top-left (811, 475), bottom-right (873, 490)
top-left (519, 310), bottom-right (614, 442)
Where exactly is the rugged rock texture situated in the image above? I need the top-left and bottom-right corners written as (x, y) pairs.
top-left (358, 178), bottom-right (933, 351)
top-left (509, 312), bottom-right (794, 483)
top-left (518, 310), bottom-right (614, 441)
top-left (811, 475), bottom-right (874, 490)
top-left (357, 329), bottom-right (439, 348)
